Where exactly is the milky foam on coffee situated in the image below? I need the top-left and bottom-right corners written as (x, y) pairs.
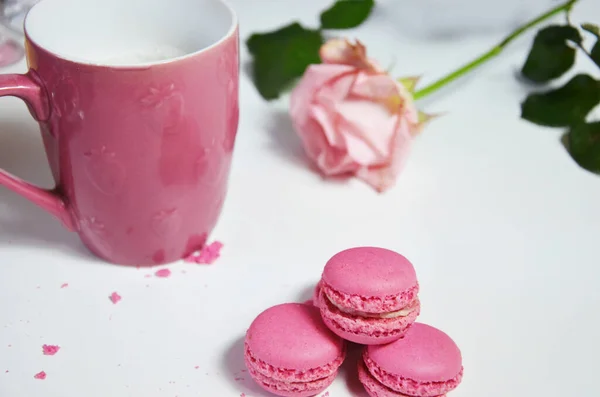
top-left (93, 45), bottom-right (188, 65)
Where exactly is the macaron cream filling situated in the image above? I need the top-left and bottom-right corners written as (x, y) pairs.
top-left (324, 292), bottom-right (419, 319)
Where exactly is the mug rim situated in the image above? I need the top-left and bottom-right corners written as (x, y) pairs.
top-left (23, 0), bottom-right (238, 69)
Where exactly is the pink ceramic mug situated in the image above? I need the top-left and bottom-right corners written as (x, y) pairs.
top-left (0, 0), bottom-right (239, 265)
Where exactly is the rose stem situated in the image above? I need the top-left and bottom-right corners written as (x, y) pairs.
top-left (412, 0), bottom-right (579, 100)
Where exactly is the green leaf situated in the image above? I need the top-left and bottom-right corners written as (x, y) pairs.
top-left (320, 0), bottom-right (375, 30)
top-left (521, 25), bottom-right (582, 83)
top-left (521, 74), bottom-right (600, 127)
top-left (247, 23), bottom-right (323, 100)
top-left (567, 121), bottom-right (600, 173)
top-left (581, 23), bottom-right (600, 38)
top-left (581, 23), bottom-right (600, 67)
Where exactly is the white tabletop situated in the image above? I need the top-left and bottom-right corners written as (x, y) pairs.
top-left (1, 0), bottom-right (600, 396)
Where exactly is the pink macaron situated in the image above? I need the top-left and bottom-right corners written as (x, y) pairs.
top-left (317, 247), bottom-right (420, 345)
top-left (244, 303), bottom-right (346, 397)
top-left (358, 322), bottom-right (464, 397)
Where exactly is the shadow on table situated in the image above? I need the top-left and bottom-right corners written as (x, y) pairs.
top-left (223, 336), bottom-right (272, 397)
top-left (263, 110), bottom-right (354, 190)
top-left (264, 109), bottom-right (309, 168)
top-left (341, 343), bottom-right (371, 397)
top-left (0, 118), bottom-right (93, 260)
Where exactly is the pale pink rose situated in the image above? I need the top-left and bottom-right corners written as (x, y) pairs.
top-left (290, 39), bottom-right (421, 192)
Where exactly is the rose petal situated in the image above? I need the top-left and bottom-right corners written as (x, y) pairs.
top-left (335, 100), bottom-right (398, 162)
top-left (356, 118), bottom-right (413, 192)
top-left (309, 105), bottom-right (343, 148)
top-left (319, 39), bottom-right (377, 71)
top-left (352, 73), bottom-right (401, 101)
top-left (290, 64), bottom-right (355, 126)
top-left (315, 72), bottom-right (356, 107)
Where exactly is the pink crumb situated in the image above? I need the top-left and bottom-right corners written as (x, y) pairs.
top-left (60, 283), bottom-right (68, 289)
top-left (323, 392), bottom-right (330, 397)
top-left (235, 377), bottom-right (245, 381)
top-left (5, 370), bottom-right (8, 373)
top-left (154, 268), bottom-right (171, 278)
top-left (194, 366), bottom-right (199, 369)
top-left (34, 371), bottom-right (46, 380)
top-left (109, 292), bottom-right (122, 304)
top-left (184, 241), bottom-right (223, 264)
top-left (240, 394), bottom-right (246, 397)
top-left (42, 344), bottom-right (60, 356)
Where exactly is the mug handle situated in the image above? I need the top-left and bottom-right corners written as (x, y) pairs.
top-left (0, 72), bottom-right (75, 231)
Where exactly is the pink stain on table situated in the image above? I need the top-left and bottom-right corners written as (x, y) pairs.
top-left (60, 283), bottom-right (69, 288)
top-left (42, 344), bottom-right (60, 356)
top-left (109, 292), bottom-right (122, 304)
top-left (184, 241), bottom-right (223, 264)
top-left (34, 371), bottom-right (46, 380)
top-left (154, 268), bottom-right (172, 278)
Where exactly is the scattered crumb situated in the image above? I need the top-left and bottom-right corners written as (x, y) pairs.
top-left (60, 283), bottom-right (69, 289)
top-left (240, 394), bottom-right (246, 397)
top-left (241, 369), bottom-right (247, 373)
top-left (42, 344), bottom-right (60, 356)
top-left (7, 344), bottom-right (11, 348)
top-left (235, 377), bottom-right (245, 381)
top-left (323, 392), bottom-right (330, 397)
top-left (144, 274), bottom-right (152, 278)
top-left (154, 268), bottom-right (171, 278)
top-left (184, 241), bottom-right (223, 264)
top-left (34, 371), bottom-right (46, 380)
top-left (194, 366), bottom-right (199, 369)
top-left (36, 286), bottom-right (40, 289)
top-left (109, 292), bottom-right (122, 304)
top-left (5, 370), bottom-right (8, 373)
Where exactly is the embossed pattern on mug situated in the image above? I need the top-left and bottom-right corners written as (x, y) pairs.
top-left (193, 147), bottom-right (227, 187)
top-left (80, 216), bottom-right (112, 255)
top-left (218, 46), bottom-right (239, 152)
top-left (151, 208), bottom-right (182, 238)
top-left (83, 146), bottom-right (126, 196)
top-left (140, 83), bottom-right (184, 133)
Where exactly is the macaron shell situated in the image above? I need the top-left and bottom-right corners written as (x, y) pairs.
top-left (322, 247), bottom-right (417, 299)
top-left (364, 323), bottom-right (463, 397)
top-left (367, 323), bottom-right (462, 382)
top-left (245, 353), bottom-right (336, 397)
top-left (246, 303), bottom-right (345, 371)
top-left (358, 358), bottom-right (435, 397)
top-left (319, 290), bottom-right (419, 345)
